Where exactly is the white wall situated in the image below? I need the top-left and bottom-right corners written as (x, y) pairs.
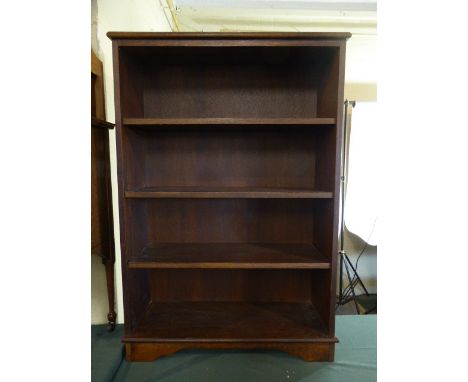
top-left (91, 0), bottom-right (171, 325)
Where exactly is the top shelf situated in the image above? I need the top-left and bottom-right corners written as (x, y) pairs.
top-left (123, 118), bottom-right (336, 126)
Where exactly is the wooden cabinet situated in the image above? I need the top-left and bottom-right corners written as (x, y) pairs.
top-left (91, 51), bottom-right (116, 330)
top-left (108, 32), bottom-right (350, 362)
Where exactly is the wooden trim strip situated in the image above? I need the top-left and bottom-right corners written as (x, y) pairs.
top-left (107, 32), bottom-right (351, 40)
top-left (122, 337), bottom-right (339, 343)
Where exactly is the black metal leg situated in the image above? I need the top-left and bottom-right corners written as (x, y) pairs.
top-left (343, 257), bottom-right (360, 314)
top-left (341, 278), bottom-right (357, 303)
top-left (344, 254), bottom-right (370, 296)
top-left (338, 252), bottom-right (344, 305)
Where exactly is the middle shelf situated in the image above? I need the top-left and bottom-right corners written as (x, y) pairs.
top-left (125, 187), bottom-right (333, 199)
top-left (123, 117), bottom-right (337, 126)
top-left (128, 243), bottom-right (330, 269)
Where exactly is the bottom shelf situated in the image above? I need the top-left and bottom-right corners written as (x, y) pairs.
top-left (124, 301), bottom-right (334, 343)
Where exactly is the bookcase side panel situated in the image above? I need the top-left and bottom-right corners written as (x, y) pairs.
top-left (313, 42), bottom-right (347, 336)
top-left (112, 41), bottom-right (151, 333)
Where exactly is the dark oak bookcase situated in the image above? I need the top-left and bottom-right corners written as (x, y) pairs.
top-left (108, 32), bottom-right (350, 362)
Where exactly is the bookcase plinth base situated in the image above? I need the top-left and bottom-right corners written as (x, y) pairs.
top-left (125, 341), bottom-right (335, 362)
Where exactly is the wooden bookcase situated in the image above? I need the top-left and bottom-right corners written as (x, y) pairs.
top-left (108, 32), bottom-right (350, 362)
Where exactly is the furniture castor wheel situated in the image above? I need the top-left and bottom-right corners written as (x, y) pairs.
top-left (106, 321), bottom-right (116, 331)
top-left (107, 311), bottom-right (116, 331)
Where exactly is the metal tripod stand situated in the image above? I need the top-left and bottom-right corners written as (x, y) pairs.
top-left (336, 100), bottom-right (370, 314)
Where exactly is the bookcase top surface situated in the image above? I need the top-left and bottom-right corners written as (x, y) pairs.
top-left (107, 31), bottom-right (351, 41)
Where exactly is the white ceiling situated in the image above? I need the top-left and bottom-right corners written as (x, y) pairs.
top-left (174, 1), bottom-right (376, 12)
top-left (170, 0), bottom-right (377, 35)
top-left (167, 0), bottom-right (377, 84)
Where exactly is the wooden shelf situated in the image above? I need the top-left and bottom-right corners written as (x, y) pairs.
top-left (128, 243), bottom-right (330, 269)
top-left (123, 117), bottom-right (336, 126)
top-left (123, 301), bottom-right (335, 343)
top-left (91, 117), bottom-right (114, 130)
top-left (125, 187), bottom-right (333, 199)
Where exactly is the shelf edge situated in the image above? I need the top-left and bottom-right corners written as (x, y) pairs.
top-left (127, 262), bottom-right (331, 270)
top-left (124, 191), bottom-right (334, 199)
top-left (122, 337), bottom-right (339, 343)
top-left (122, 118), bottom-right (336, 126)
top-left (92, 117), bottom-right (115, 129)
top-left (107, 32), bottom-right (351, 40)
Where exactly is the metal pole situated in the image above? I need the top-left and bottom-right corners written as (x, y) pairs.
top-left (340, 100), bottom-right (349, 255)
top-left (338, 101), bottom-right (349, 303)
top-left (337, 99), bottom-right (356, 307)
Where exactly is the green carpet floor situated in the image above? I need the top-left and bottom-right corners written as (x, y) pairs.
top-left (92, 315), bottom-right (376, 382)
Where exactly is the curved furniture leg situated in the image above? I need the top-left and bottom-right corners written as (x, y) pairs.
top-left (104, 260), bottom-right (116, 331)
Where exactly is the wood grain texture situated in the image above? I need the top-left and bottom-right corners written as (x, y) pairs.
top-left (91, 52), bottom-right (116, 330)
top-left (92, 117), bottom-right (115, 130)
top-left (125, 187), bottom-right (333, 199)
top-left (116, 40), bottom-right (345, 48)
top-left (122, 128), bottom-right (325, 191)
top-left (123, 117), bottom-right (336, 126)
top-left (126, 342), bottom-right (335, 362)
top-left (123, 302), bottom-right (331, 342)
top-left (107, 32), bottom-right (351, 40)
top-left (117, 45), bottom-right (338, 119)
top-left (91, 51), bottom-right (105, 120)
top-left (127, 199), bottom-right (317, 244)
top-left (128, 243), bottom-right (330, 269)
top-left (109, 32), bottom-right (349, 361)
top-left (148, 269), bottom-right (315, 303)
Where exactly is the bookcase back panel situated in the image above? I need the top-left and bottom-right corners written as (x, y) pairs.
top-left (128, 199), bottom-right (315, 250)
top-left (124, 127), bottom-right (319, 190)
top-left (118, 46), bottom-right (339, 119)
top-left (124, 269), bottom-right (151, 332)
top-left (148, 269), bottom-right (319, 303)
